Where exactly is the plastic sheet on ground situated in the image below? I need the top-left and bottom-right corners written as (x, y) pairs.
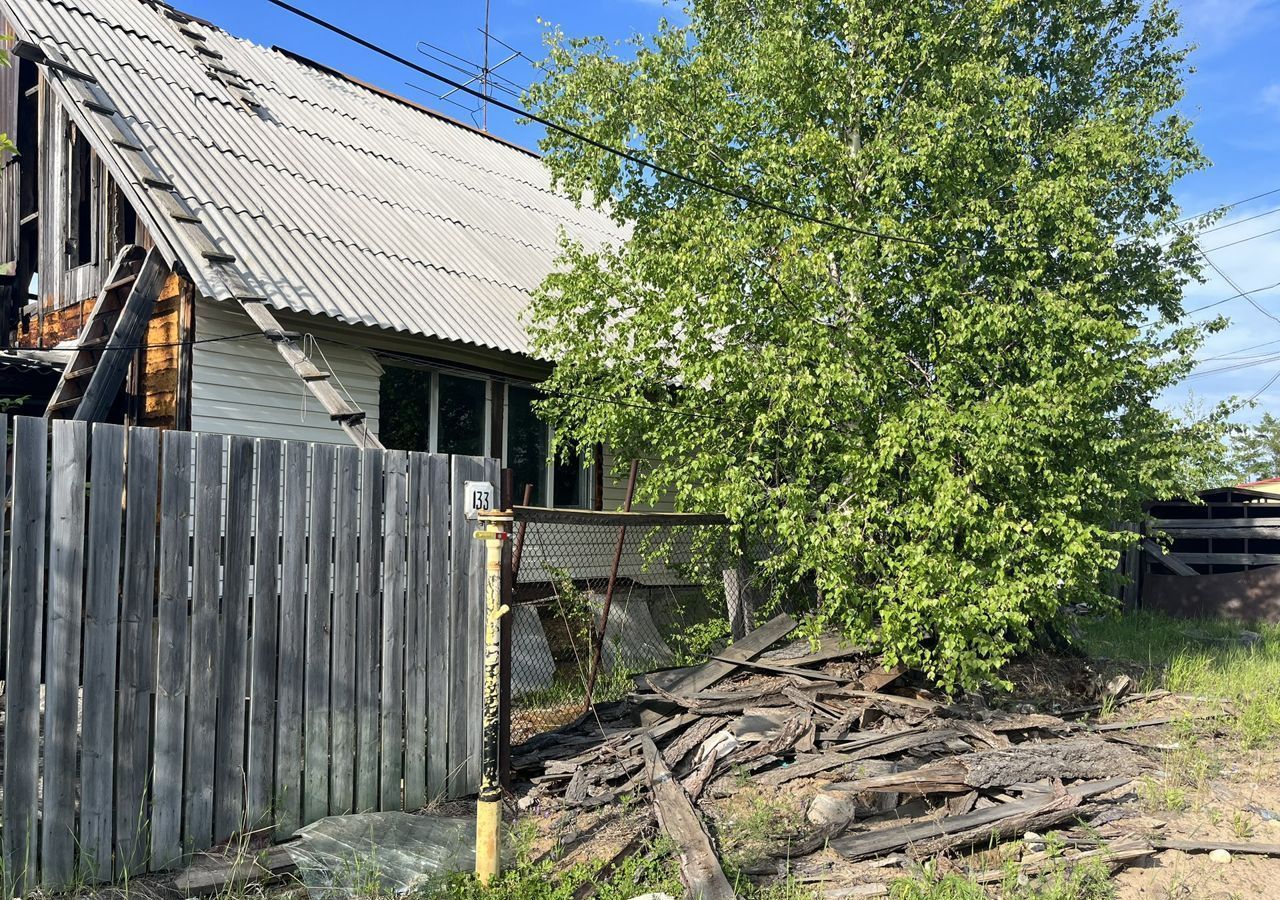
top-left (290, 811), bottom-right (475, 895)
top-left (512, 604), bottom-right (556, 697)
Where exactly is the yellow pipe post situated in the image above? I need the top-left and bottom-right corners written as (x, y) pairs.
top-left (474, 508), bottom-right (512, 884)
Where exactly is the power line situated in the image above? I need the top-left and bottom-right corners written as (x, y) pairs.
top-left (1187, 352), bottom-right (1280, 378)
top-left (266, 0), bottom-right (938, 250)
top-left (1248, 368), bottom-right (1280, 403)
top-left (1197, 251), bottom-right (1280, 329)
top-left (1198, 336), bottom-right (1280, 362)
top-left (1197, 203), bottom-right (1280, 236)
top-left (1202, 224), bottom-right (1280, 254)
top-left (1140, 278), bottom-right (1280, 327)
top-left (1176, 186), bottom-right (1280, 225)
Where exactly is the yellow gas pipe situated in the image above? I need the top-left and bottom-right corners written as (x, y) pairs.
top-left (473, 509), bottom-right (512, 884)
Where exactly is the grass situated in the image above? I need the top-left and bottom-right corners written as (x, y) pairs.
top-left (412, 834), bottom-right (817, 900)
top-left (889, 848), bottom-right (1117, 899)
top-left (1077, 611), bottom-right (1280, 748)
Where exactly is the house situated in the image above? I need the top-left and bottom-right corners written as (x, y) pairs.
top-left (1236, 476), bottom-right (1280, 499)
top-left (0, 0), bottom-right (641, 510)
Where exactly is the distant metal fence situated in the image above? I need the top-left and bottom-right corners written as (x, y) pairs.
top-left (506, 507), bottom-right (775, 743)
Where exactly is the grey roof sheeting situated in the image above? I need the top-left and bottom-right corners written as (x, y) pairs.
top-left (5, 0), bottom-right (625, 356)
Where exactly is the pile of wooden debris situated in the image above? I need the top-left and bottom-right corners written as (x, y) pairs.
top-left (512, 614), bottom-right (1280, 898)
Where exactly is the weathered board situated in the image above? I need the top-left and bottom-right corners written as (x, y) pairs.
top-left (0, 416), bottom-right (490, 890)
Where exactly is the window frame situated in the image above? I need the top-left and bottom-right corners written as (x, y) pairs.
top-left (378, 363), bottom-right (491, 457)
top-left (501, 382), bottom-right (589, 509)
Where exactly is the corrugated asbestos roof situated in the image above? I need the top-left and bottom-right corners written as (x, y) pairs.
top-left (4, 0), bottom-right (625, 356)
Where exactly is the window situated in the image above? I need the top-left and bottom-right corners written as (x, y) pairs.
top-left (68, 126), bottom-right (96, 268)
top-left (507, 385), bottom-right (548, 505)
top-left (506, 384), bottom-right (586, 508)
top-left (553, 443), bottom-right (583, 507)
top-left (378, 366), bottom-right (431, 452)
top-left (436, 373), bottom-right (486, 456)
top-left (378, 366), bottom-right (488, 456)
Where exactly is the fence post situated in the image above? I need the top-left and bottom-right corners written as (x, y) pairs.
top-left (583, 459), bottom-right (639, 711)
top-left (723, 531), bottom-right (755, 640)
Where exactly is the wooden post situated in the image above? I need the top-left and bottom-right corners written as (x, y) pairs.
top-left (583, 459), bottom-right (639, 711)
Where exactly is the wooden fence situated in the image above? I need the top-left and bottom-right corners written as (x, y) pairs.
top-left (0, 415), bottom-right (497, 892)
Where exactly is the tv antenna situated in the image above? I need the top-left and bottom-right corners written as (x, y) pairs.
top-left (411, 1), bottom-right (524, 131)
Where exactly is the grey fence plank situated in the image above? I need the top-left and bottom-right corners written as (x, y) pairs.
top-left (329, 445), bottom-right (360, 816)
top-left (355, 449), bottom-right (384, 811)
top-left (304, 444), bottom-right (336, 823)
top-left (117, 426), bottom-right (160, 878)
top-left (80, 423), bottom-right (126, 880)
top-left (3, 416), bottom-right (47, 895)
top-left (275, 440), bottom-right (308, 838)
top-left (380, 451), bottom-right (409, 810)
top-left (403, 452), bottom-right (430, 810)
top-left (153, 430), bottom-right (194, 872)
top-left (186, 432), bottom-right (224, 852)
top-left (425, 454), bottom-right (451, 799)
top-left (42, 420), bottom-right (88, 889)
top-left (248, 439), bottom-right (282, 828)
top-left (214, 436), bottom-right (254, 841)
top-left (448, 455), bottom-right (484, 796)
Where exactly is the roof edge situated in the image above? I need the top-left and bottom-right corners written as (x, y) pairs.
top-left (271, 46), bottom-right (542, 161)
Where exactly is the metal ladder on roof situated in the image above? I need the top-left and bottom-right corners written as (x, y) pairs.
top-left (45, 244), bottom-right (167, 422)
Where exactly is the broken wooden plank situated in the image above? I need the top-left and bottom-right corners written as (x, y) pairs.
top-left (833, 738), bottom-right (1143, 795)
top-left (1150, 838), bottom-right (1280, 857)
top-left (830, 776), bottom-right (1133, 860)
top-left (641, 736), bottom-right (735, 900)
top-left (707, 654), bottom-right (846, 683)
top-left (173, 847), bottom-right (296, 896)
top-left (1142, 539), bottom-right (1197, 576)
top-left (642, 613), bottom-right (797, 697)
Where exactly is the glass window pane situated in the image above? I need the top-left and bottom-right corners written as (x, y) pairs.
top-left (378, 366), bottom-right (431, 452)
top-left (437, 373), bottom-right (487, 456)
top-left (554, 443), bottom-right (582, 508)
top-left (506, 385), bottom-right (547, 506)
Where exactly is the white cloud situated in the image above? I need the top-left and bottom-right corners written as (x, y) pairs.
top-left (1264, 83), bottom-right (1280, 116)
top-left (1178, 0), bottom-right (1272, 54)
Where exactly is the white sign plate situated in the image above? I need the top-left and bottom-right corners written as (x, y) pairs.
top-left (463, 481), bottom-right (495, 519)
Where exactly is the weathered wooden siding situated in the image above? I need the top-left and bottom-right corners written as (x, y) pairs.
top-left (135, 273), bottom-right (187, 428)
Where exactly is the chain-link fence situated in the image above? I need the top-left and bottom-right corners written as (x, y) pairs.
top-left (505, 507), bottom-right (789, 745)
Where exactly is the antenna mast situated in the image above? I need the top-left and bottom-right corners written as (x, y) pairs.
top-left (482, 0), bottom-right (491, 131)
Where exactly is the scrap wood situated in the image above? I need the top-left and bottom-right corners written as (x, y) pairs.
top-left (709, 653), bottom-right (847, 683)
top-left (830, 776), bottom-right (1133, 860)
top-left (1151, 838), bottom-right (1280, 856)
top-left (174, 846), bottom-right (296, 896)
top-left (769, 638), bottom-right (868, 668)
top-left (641, 613), bottom-right (797, 698)
top-left (640, 735), bottom-right (736, 900)
top-left (858, 665), bottom-right (907, 692)
top-left (833, 738), bottom-right (1143, 796)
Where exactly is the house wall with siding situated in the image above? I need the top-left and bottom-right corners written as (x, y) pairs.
top-left (191, 298), bottom-right (384, 444)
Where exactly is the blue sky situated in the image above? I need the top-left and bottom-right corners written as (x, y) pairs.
top-left (179, 0), bottom-right (1280, 422)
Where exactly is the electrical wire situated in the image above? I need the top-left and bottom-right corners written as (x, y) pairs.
top-left (1202, 224), bottom-right (1280, 254)
top-left (53, 330), bottom-right (264, 353)
top-left (1176, 186), bottom-right (1280, 225)
top-left (265, 0), bottom-right (956, 251)
top-left (1198, 251), bottom-right (1280, 328)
